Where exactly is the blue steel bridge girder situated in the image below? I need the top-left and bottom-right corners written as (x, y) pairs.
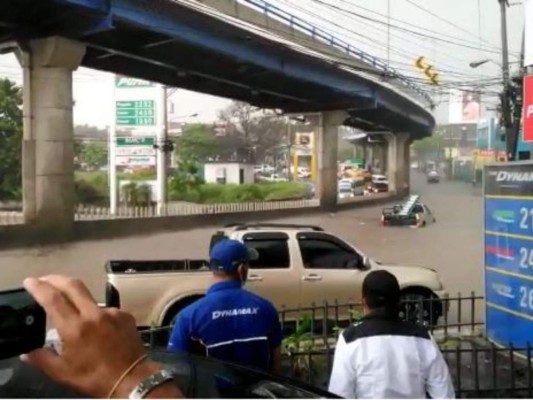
top-left (100, 0), bottom-right (377, 101)
top-left (0, 0), bottom-right (435, 137)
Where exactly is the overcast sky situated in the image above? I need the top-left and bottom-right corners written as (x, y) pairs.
top-left (0, 0), bottom-right (525, 127)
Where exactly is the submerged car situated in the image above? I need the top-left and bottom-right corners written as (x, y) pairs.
top-left (0, 352), bottom-right (339, 399)
top-left (382, 195), bottom-right (436, 227)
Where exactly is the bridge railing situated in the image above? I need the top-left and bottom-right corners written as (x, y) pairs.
top-left (74, 198), bottom-right (320, 220)
top-left (238, 0), bottom-right (432, 107)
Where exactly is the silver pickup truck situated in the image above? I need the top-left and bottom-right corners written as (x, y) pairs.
top-left (105, 223), bottom-right (447, 329)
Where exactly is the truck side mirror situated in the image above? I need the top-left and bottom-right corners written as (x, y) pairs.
top-left (362, 256), bottom-right (372, 270)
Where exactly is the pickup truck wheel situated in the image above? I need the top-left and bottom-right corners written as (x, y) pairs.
top-left (146, 295), bottom-right (204, 347)
top-left (399, 290), bottom-right (441, 327)
top-left (163, 295), bottom-right (204, 327)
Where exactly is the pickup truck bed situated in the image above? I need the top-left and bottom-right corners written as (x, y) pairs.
top-left (106, 259), bottom-right (209, 274)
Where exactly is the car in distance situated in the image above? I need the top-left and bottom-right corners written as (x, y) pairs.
top-left (365, 174), bottom-right (389, 194)
top-left (338, 179), bottom-right (354, 199)
top-left (427, 170), bottom-right (440, 183)
top-left (105, 223), bottom-right (448, 330)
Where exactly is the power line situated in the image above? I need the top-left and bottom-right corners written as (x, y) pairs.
top-left (404, 0), bottom-right (502, 51)
top-left (310, 0), bottom-right (518, 57)
top-left (332, 0), bottom-right (506, 54)
top-left (274, 0), bottom-right (495, 81)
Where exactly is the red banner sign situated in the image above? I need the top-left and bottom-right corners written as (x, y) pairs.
top-left (523, 75), bottom-right (533, 142)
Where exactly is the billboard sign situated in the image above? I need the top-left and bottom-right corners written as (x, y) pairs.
top-left (523, 75), bottom-right (533, 143)
top-left (448, 88), bottom-right (481, 124)
top-left (294, 132), bottom-right (314, 156)
top-left (115, 156), bottom-right (156, 167)
top-left (115, 76), bottom-right (154, 88)
top-left (484, 162), bottom-right (533, 348)
top-left (115, 100), bottom-right (156, 126)
top-left (115, 137), bottom-right (156, 165)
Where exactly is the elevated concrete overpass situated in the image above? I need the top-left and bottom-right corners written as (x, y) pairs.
top-left (0, 0), bottom-right (435, 240)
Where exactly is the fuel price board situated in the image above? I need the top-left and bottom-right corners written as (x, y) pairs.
top-left (484, 163), bottom-right (533, 347)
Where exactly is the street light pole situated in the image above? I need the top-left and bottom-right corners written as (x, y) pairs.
top-left (156, 85), bottom-right (167, 215)
top-left (498, 0), bottom-right (514, 160)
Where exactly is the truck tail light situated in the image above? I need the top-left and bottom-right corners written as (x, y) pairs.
top-left (105, 282), bottom-right (121, 308)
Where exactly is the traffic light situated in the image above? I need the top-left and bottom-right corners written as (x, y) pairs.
top-left (414, 56), bottom-right (439, 86)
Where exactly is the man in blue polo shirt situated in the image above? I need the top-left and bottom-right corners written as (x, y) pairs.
top-left (167, 239), bottom-right (283, 373)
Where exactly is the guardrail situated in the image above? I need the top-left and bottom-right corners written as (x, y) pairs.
top-left (74, 199), bottom-right (320, 220)
top-left (140, 294), bottom-right (532, 397)
top-left (284, 343), bottom-right (533, 398)
top-left (237, 0), bottom-right (433, 107)
top-left (140, 294), bottom-right (486, 347)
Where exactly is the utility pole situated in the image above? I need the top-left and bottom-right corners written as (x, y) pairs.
top-left (387, 0), bottom-right (391, 65)
top-left (499, 0), bottom-right (515, 160)
top-left (156, 85), bottom-right (167, 215)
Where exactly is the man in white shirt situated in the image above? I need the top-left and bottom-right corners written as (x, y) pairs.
top-left (328, 270), bottom-right (455, 399)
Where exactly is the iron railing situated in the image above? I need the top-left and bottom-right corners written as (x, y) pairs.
top-left (137, 294), bottom-right (533, 397)
top-left (73, 198), bottom-right (320, 221)
top-left (140, 294), bottom-right (486, 346)
top-left (237, 0), bottom-right (433, 107)
top-left (284, 342), bottom-right (533, 398)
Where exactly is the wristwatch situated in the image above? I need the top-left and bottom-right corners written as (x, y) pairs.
top-left (128, 368), bottom-right (175, 399)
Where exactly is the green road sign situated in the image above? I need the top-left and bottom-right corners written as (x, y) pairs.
top-left (116, 137), bottom-right (155, 146)
top-left (115, 77), bottom-right (154, 88)
top-left (116, 100), bottom-right (154, 109)
top-left (115, 100), bottom-right (156, 126)
top-left (116, 117), bottom-right (155, 126)
top-left (116, 108), bottom-right (155, 118)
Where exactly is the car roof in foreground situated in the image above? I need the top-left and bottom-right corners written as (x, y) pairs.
top-left (223, 223), bottom-right (324, 233)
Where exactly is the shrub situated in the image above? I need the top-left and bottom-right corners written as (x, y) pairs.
top-left (168, 182), bottom-right (308, 204)
top-left (121, 182), bottom-right (153, 207)
top-left (74, 179), bottom-right (107, 205)
top-left (264, 182), bottom-right (308, 201)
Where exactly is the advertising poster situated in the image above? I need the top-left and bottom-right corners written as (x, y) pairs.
top-left (462, 89), bottom-right (481, 123)
top-left (484, 163), bottom-right (533, 347)
top-left (523, 75), bottom-right (533, 143)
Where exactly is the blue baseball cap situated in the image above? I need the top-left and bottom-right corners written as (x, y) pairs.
top-left (209, 239), bottom-right (258, 273)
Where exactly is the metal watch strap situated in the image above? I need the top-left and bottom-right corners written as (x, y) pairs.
top-left (128, 368), bottom-right (175, 399)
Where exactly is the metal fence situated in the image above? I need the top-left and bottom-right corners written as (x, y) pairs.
top-left (74, 199), bottom-right (320, 220)
top-left (0, 211), bottom-right (23, 226)
top-left (284, 343), bottom-right (533, 398)
top-left (137, 294), bottom-right (533, 397)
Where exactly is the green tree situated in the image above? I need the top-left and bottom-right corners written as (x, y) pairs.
top-left (411, 134), bottom-right (444, 160)
top-left (175, 124), bottom-right (218, 162)
top-left (216, 101), bottom-right (288, 163)
top-left (77, 142), bottom-right (108, 171)
top-left (0, 79), bottom-right (22, 200)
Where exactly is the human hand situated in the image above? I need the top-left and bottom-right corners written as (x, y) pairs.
top-left (21, 275), bottom-right (180, 398)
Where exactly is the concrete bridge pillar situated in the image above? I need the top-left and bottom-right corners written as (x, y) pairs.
top-left (16, 37), bottom-right (85, 235)
top-left (317, 111), bottom-right (348, 211)
top-left (386, 133), bottom-right (410, 195)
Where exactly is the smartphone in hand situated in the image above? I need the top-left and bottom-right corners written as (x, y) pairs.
top-left (0, 288), bottom-right (46, 359)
